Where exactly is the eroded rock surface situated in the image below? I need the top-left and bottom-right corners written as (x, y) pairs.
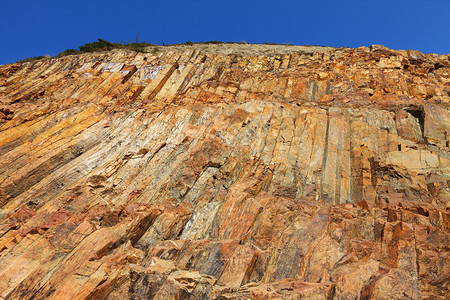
top-left (0, 45), bottom-right (449, 299)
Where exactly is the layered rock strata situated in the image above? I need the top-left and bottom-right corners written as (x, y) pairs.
top-left (0, 44), bottom-right (449, 299)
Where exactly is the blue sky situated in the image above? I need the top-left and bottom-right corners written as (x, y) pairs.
top-left (2, 0), bottom-right (449, 64)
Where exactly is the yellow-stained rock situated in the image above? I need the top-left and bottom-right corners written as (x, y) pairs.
top-left (0, 44), bottom-right (449, 299)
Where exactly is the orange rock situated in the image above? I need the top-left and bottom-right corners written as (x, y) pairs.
top-left (0, 44), bottom-right (448, 299)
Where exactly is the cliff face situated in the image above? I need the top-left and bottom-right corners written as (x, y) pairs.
top-left (0, 45), bottom-right (449, 299)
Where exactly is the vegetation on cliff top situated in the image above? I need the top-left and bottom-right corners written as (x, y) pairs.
top-left (15, 39), bottom-right (298, 63)
top-left (58, 39), bottom-right (248, 56)
top-left (58, 39), bottom-right (155, 57)
top-left (16, 39), bottom-right (156, 63)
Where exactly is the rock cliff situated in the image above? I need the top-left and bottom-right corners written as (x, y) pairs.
top-left (0, 44), bottom-right (449, 299)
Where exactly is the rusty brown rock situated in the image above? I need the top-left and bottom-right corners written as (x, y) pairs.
top-left (0, 44), bottom-right (448, 299)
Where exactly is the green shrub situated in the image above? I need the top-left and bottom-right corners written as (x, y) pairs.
top-left (55, 39), bottom-right (155, 57)
top-left (78, 38), bottom-right (116, 52)
top-left (122, 42), bottom-right (154, 53)
top-left (16, 56), bottom-right (47, 63)
top-left (200, 40), bottom-right (224, 45)
top-left (57, 49), bottom-right (78, 57)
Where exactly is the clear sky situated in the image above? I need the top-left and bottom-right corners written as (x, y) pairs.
top-left (2, 0), bottom-right (449, 65)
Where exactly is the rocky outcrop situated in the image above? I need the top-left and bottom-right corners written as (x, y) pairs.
top-left (0, 44), bottom-right (449, 299)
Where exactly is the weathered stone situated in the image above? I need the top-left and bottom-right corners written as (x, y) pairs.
top-left (0, 44), bottom-right (448, 299)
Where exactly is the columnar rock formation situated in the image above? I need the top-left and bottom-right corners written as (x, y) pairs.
top-left (0, 44), bottom-right (449, 299)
